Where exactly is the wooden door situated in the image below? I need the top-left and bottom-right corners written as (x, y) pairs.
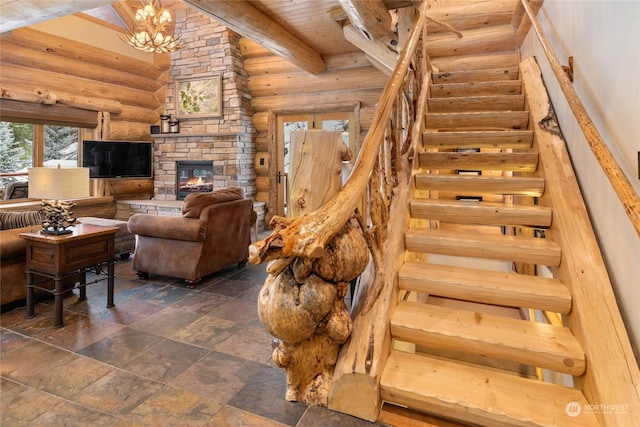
top-left (276, 112), bottom-right (355, 217)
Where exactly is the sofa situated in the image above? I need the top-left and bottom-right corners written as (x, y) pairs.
top-left (127, 188), bottom-right (256, 287)
top-left (0, 211), bottom-right (44, 309)
top-left (3, 181), bottom-right (29, 199)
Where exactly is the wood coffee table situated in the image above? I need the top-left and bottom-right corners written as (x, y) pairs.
top-left (20, 223), bottom-right (119, 328)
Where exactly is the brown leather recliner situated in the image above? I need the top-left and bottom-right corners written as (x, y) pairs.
top-left (127, 188), bottom-right (256, 287)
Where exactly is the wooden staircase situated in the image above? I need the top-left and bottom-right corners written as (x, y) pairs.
top-left (379, 3), bottom-right (601, 425)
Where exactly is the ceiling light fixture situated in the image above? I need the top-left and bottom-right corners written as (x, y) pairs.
top-left (120, 0), bottom-right (185, 54)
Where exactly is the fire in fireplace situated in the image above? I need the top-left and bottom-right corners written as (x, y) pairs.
top-left (176, 161), bottom-right (214, 200)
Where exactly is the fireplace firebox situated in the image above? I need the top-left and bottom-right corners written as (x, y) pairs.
top-left (176, 161), bottom-right (214, 200)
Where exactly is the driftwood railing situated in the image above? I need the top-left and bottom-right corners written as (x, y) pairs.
top-left (519, 0), bottom-right (640, 238)
top-left (249, 2), bottom-right (429, 417)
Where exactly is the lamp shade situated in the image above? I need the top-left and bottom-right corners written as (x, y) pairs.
top-left (28, 166), bottom-right (90, 200)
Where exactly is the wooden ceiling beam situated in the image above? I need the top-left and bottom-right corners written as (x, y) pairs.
top-left (183, 0), bottom-right (326, 75)
top-left (109, 0), bottom-right (137, 31)
top-left (342, 24), bottom-right (397, 77)
top-left (339, 0), bottom-right (398, 47)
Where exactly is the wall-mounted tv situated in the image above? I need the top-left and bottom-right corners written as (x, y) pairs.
top-left (82, 140), bottom-right (153, 179)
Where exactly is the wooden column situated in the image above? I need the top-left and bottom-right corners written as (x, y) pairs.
top-left (257, 130), bottom-right (366, 406)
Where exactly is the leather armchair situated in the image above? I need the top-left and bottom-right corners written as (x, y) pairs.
top-left (127, 188), bottom-right (255, 287)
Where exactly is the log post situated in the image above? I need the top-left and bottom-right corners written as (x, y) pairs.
top-left (288, 130), bottom-right (352, 217)
top-left (257, 131), bottom-right (366, 406)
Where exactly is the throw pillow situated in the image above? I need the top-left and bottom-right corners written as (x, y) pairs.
top-left (0, 211), bottom-right (42, 230)
top-left (182, 187), bottom-right (244, 218)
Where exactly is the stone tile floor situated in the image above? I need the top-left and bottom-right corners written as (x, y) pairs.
top-left (1, 251), bottom-right (389, 426)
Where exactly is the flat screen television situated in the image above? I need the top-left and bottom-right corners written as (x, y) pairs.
top-left (82, 140), bottom-right (153, 179)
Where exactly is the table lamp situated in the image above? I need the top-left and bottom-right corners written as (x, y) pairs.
top-left (28, 165), bottom-right (90, 235)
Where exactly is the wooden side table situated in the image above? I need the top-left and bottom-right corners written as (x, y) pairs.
top-left (20, 224), bottom-right (119, 328)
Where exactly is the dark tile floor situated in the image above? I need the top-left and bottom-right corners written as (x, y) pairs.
top-left (1, 250), bottom-right (389, 426)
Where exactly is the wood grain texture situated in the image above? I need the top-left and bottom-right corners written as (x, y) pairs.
top-left (410, 198), bottom-right (551, 227)
top-left (392, 301), bottom-right (585, 375)
top-left (380, 351), bottom-right (599, 427)
top-left (399, 262), bottom-right (571, 313)
top-left (521, 56), bottom-right (640, 426)
top-left (405, 227), bottom-right (561, 266)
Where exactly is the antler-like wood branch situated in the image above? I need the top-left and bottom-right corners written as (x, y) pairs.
top-left (249, 3), bottom-right (428, 265)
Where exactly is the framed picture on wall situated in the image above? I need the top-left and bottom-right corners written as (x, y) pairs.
top-left (175, 75), bottom-right (222, 119)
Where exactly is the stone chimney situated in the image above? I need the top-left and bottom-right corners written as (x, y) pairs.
top-left (152, 8), bottom-right (255, 201)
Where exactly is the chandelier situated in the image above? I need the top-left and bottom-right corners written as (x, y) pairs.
top-left (120, 0), bottom-right (185, 53)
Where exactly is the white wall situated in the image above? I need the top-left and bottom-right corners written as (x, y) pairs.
top-left (521, 0), bottom-right (640, 360)
top-left (32, 15), bottom-right (155, 63)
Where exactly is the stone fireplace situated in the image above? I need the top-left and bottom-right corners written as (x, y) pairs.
top-left (151, 8), bottom-right (256, 202)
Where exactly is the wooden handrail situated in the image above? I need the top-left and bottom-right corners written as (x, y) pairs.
top-left (521, 0), bottom-right (640, 237)
top-left (249, 2), bottom-right (429, 264)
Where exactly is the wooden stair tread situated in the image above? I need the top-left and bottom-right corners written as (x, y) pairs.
top-left (399, 262), bottom-right (571, 313)
top-left (430, 80), bottom-right (522, 97)
top-left (428, 94), bottom-right (525, 112)
top-left (415, 174), bottom-right (545, 196)
top-left (419, 151), bottom-right (538, 172)
top-left (425, 0), bottom-right (515, 35)
top-left (380, 351), bottom-right (599, 427)
top-left (423, 130), bottom-right (533, 149)
top-left (426, 25), bottom-right (517, 59)
top-left (431, 63), bottom-right (519, 82)
top-left (391, 301), bottom-right (585, 375)
top-left (426, 111), bottom-right (529, 130)
top-left (405, 227), bottom-right (561, 266)
top-left (410, 198), bottom-right (551, 227)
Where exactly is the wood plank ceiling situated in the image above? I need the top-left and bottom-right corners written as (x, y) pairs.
top-left (0, 0), bottom-right (420, 56)
top-left (1, 0), bottom-right (420, 72)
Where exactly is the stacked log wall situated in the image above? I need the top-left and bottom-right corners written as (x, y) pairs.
top-left (0, 27), bottom-right (170, 199)
top-left (241, 38), bottom-right (387, 221)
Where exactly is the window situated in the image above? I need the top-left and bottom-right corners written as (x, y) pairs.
top-left (0, 121), bottom-right (79, 198)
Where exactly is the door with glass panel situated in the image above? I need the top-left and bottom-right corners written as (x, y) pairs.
top-left (275, 112), bottom-right (354, 217)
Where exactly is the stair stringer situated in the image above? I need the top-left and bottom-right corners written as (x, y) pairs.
top-left (521, 57), bottom-right (640, 426)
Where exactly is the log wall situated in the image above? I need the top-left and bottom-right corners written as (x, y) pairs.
top-left (242, 38), bottom-right (387, 221)
top-left (0, 27), bottom-right (170, 199)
